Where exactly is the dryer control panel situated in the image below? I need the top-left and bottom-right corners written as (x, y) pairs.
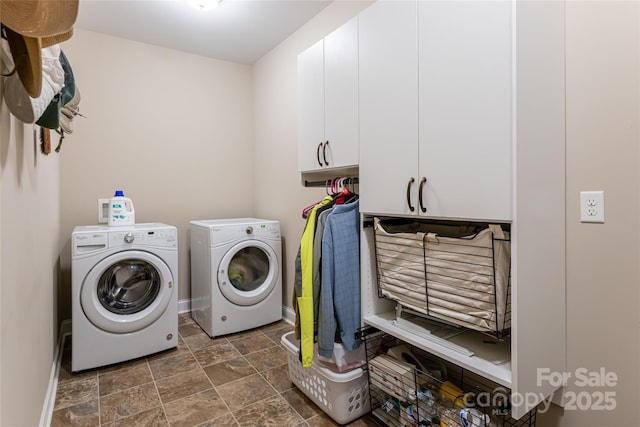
top-left (212, 222), bottom-right (280, 240)
top-left (190, 219), bottom-right (280, 246)
top-left (243, 222), bottom-right (280, 237)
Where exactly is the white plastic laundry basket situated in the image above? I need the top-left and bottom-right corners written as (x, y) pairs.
top-left (281, 332), bottom-right (370, 424)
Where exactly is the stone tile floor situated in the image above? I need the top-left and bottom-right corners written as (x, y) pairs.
top-left (51, 313), bottom-right (382, 426)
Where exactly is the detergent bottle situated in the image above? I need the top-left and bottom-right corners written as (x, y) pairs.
top-left (108, 190), bottom-right (135, 226)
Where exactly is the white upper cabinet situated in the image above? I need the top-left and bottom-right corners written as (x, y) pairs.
top-left (419, 1), bottom-right (512, 220)
top-left (298, 39), bottom-right (325, 172)
top-left (298, 17), bottom-right (359, 173)
top-left (359, 0), bottom-right (512, 221)
top-left (324, 17), bottom-right (359, 170)
top-left (358, 0), bottom-right (419, 215)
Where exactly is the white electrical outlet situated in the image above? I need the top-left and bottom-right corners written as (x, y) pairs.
top-left (580, 191), bottom-right (605, 223)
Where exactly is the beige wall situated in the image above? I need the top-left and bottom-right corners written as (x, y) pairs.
top-left (538, 2), bottom-right (640, 426)
top-left (59, 29), bottom-right (254, 319)
top-left (0, 82), bottom-right (62, 423)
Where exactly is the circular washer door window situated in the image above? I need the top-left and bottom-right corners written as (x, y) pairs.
top-left (81, 250), bottom-right (174, 333)
top-left (217, 240), bottom-right (279, 306)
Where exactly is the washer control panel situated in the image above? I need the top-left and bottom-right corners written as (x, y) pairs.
top-left (72, 224), bottom-right (177, 256)
top-left (110, 228), bottom-right (177, 248)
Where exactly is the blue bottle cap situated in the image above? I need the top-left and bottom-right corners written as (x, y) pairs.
top-left (114, 190), bottom-right (125, 197)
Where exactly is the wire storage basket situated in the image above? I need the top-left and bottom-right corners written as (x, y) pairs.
top-left (373, 217), bottom-right (511, 338)
top-left (360, 327), bottom-right (536, 427)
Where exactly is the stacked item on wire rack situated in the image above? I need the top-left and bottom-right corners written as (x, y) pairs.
top-left (361, 328), bottom-right (537, 427)
top-left (373, 217), bottom-right (512, 338)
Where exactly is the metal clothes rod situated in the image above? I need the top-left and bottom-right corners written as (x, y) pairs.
top-left (303, 177), bottom-right (359, 187)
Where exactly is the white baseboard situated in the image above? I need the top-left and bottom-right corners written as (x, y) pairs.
top-left (282, 305), bottom-right (295, 325)
top-left (178, 298), bottom-right (191, 314)
top-left (40, 319), bottom-right (71, 427)
top-left (181, 298), bottom-right (294, 326)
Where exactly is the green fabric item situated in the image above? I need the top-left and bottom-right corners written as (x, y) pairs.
top-left (36, 50), bottom-right (75, 130)
top-left (299, 195), bottom-right (333, 368)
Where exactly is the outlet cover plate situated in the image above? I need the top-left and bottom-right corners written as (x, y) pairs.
top-left (580, 191), bottom-right (604, 223)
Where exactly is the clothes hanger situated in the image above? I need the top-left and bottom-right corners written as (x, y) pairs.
top-left (331, 177), bottom-right (340, 195)
top-left (333, 177), bottom-right (353, 204)
top-left (301, 180), bottom-right (333, 219)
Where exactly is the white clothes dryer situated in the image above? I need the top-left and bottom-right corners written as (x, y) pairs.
top-left (190, 218), bottom-right (282, 337)
top-left (71, 223), bottom-right (178, 372)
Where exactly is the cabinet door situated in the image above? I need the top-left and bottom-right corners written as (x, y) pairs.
top-left (297, 39), bottom-right (325, 172)
top-left (324, 17), bottom-right (359, 170)
top-left (358, 0), bottom-right (419, 215)
top-left (419, 1), bottom-right (512, 220)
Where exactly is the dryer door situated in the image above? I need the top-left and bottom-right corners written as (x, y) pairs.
top-left (80, 250), bottom-right (175, 333)
top-left (217, 240), bottom-right (279, 306)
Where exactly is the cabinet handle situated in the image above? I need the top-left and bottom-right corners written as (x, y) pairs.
top-left (406, 177), bottom-right (415, 212)
top-left (418, 177), bottom-right (427, 213)
top-left (316, 142), bottom-right (323, 167)
top-left (322, 141), bottom-right (329, 166)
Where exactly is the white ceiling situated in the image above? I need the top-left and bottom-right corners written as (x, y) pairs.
top-left (74, 0), bottom-right (332, 64)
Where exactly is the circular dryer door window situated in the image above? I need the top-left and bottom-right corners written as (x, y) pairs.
top-left (217, 240), bottom-right (279, 306)
top-left (81, 250), bottom-right (174, 334)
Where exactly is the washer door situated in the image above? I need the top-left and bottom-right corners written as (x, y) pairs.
top-left (217, 240), bottom-right (279, 306)
top-left (81, 250), bottom-right (174, 334)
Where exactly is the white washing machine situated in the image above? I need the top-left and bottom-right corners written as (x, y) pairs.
top-left (71, 223), bottom-right (178, 372)
top-left (190, 218), bottom-right (282, 337)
